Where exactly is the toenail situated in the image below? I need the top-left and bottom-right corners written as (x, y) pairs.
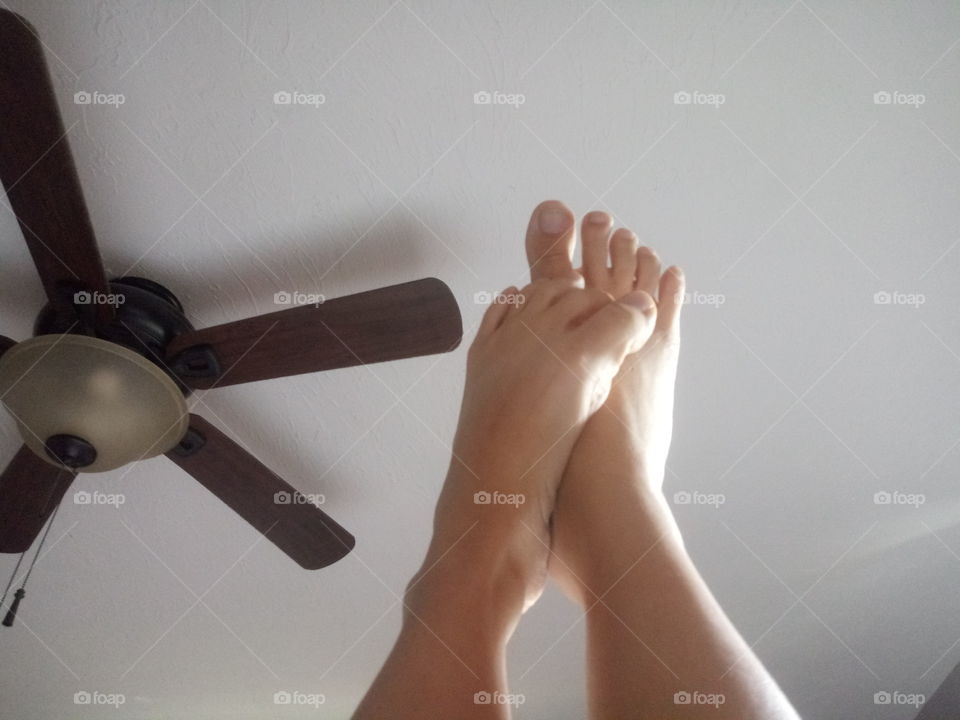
top-left (586, 211), bottom-right (609, 225)
top-left (539, 208), bottom-right (570, 234)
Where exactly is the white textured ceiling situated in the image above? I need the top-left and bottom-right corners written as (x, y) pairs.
top-left (1, 1), bottom-right (959, 718)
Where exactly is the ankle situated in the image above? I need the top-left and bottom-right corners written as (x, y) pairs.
top-left (552, 484), bottom-right (684, 605)
top-left (405, 530), bottom-right (538, 638)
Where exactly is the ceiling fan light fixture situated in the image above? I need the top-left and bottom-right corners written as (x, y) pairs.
top-left (0, 335), bottom-right (189, 472)
top-left (0, 9), bottom-right (460, 566)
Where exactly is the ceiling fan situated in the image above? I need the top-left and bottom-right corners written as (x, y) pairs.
top-left (0, 10), bottom-right (463, 571)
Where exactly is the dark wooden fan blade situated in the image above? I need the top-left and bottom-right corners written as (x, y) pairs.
top-left (0, 445), bottom-right (76, 553)
top-left (165, 414), bottom-right (354, 570)
top-left (0, 10), bottom-right (112, 324)
top-left (166, 277), bottom-right (462, 389)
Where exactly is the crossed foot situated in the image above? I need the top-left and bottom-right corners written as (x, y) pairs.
top-left (412, 200), bottom-right (684, 622)
top-left (525, 200), bottom-right (684, 487)
top-left (524, 201), bottom-right (685, 605)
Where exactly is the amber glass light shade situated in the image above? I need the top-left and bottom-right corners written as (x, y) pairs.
top-left (0, 335), bottom-right (188, 472)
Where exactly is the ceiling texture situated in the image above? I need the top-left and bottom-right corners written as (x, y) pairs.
top-left (1, 1), bottom-right (959, 718)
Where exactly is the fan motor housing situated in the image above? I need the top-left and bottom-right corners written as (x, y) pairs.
top-left (34, 276), bottom-right (194, 392)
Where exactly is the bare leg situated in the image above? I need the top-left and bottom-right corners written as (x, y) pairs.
top-left (355, 229), bottom-right (659, 719)
top-left (526, 202), bottom-right (800, 719)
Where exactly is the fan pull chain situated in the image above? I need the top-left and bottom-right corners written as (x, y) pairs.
top-left (2, 496), bottom-right (62, 628)
top-left (0, 551), bottom-right (26, 614)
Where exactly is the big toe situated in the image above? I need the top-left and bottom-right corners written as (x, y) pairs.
top-left (526, 200), bottom-right (577, 282)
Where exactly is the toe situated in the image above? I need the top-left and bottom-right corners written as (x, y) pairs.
top-left (635, 246), bottom-right (661, 296)
top-left (519, 277), bottom-right (581, 314)
top-left (581, 211), bottom-right (612, 288)
top-left (610, 228), bottom-right (639, 291)
top-left (526, 200), bottom-right (577, 282)
top-left (656, 266), bottom-right (685, 338)
top-left (477, 286), bottom-right (519, 337)
top-left (579, 290), bottom-right (657, 359)
top-left (551, 286), bottom-right (615, 329)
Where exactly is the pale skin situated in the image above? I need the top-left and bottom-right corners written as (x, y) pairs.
top-left (354, 201), bottom-right (801, 719)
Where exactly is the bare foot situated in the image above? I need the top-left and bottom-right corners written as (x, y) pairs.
top-left (412, 252), bottom-right (657, 621)
top-left (577, 209), bottom-right (684, 486)
top-left (523, 201), bottom-right (685, 604)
